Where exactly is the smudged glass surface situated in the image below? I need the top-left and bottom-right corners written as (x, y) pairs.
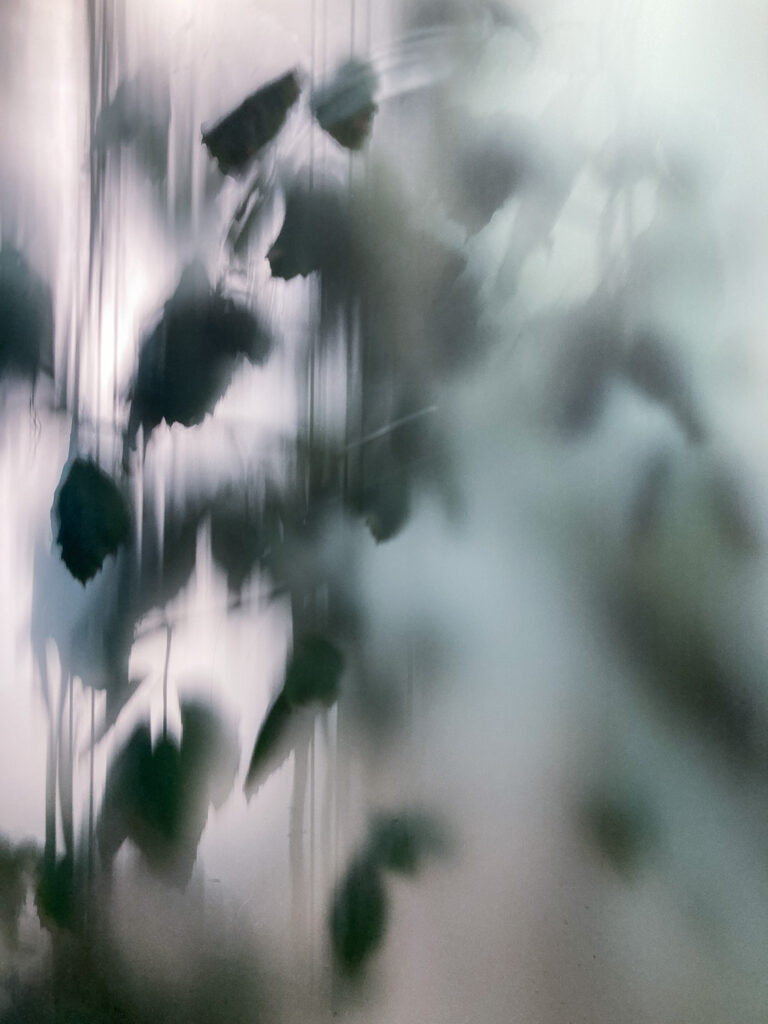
top-left (3, 1), bottom-right (768, 1022)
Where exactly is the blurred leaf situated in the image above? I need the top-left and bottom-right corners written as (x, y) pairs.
top-left (245, 635), bottom-right (343, 798)
top-left (709, 464), bottom-right (760, 554)
top-left (202, 70), bottom-right (301, 177)
top-left (623, 330), bottom-right (704, 443)
top-left (311, 59), bottom-right (378, 151)
top-left (283, 633), bottom-right (344, 707)
top-left (93, 67), bottom-right (170, 184)
top-left (555, 305), bottom-right (618, 438)
top-left (0, 836), bottom-right (39, 946)
top-left (179, 699), bottom-right (240, 811)
top-left (627, 451), bottom-right (672, 547)
top-left (243, 693), bottom-right (293, 798)
top-left (35, 854), bottom-right (76, 932)
top-left (346, 452), bottom-right (412, 543)
top-left (54, 459), bottom-right (131, 585)
top-left (0, 246), bottom-right (54, 382)
top-left (209, 485), bottom-right (282, 596)
top-left (99, 704), bottom-right (238, 887)
top-left (125, 262), bottom-right (271, 456)
top-left (581, 791), bottom-right (659, 877)
top-left (267, 183), bottom-right (351, 282)
top-left (330, 854), bottom-right (388, 974)
top-left (612, 591), bottom-right (756, 763)
top-left (369, 810), bottom-right (450, 876)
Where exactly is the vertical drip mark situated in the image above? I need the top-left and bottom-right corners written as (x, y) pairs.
top-left (44, 721), bottom-right (57, 875)
top-left (162, 622), bottom-right (173, 741)
top-left (290, 739), bottom-right (309, 947)
top-left (309, 719), bottom-right (316, 984)
top-left (88, 687), bottom-right (95, 885)
top-left (57, 673), bottom-right (74, 861)
top-left (112, 155), bottom-right (121, 465)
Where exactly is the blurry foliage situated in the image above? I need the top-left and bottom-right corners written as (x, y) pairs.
top-left (54, 459), bottom-right (131, 585)
top-left (10, 3), bottom-right (760, 1016)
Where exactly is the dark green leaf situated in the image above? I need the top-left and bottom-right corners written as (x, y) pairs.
top-left (311, 60), bottom-right (378, 151)
top-left (55, 459), bottom-right (131, 584)
top-left (0, 246), bottom-right (54, 382)
top-left (243, 694), bottom-right (293, 798)
top-left (202, 70), bottom-right (301, 177)
top-left (330, 855), bottom-right (387, 974)
top-left (124, 263), bottom-right (271, 456)
top-left (283, 633), bottom-right (344, 707)
top-left (369, 810), bottom-right (450, 876)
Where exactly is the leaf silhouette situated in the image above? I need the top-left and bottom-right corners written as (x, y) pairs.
top-left (283, 633), bottom-right (344, 707)
top-left (54, 459), bottom-right (131, 584)
top-left (202, 70), bottom-right (301, 177)
top-left (369, 810), bottom-right (450, 876)
top-left (245, 634), bottom-right (344, 797)
top-left (330, 854), bottom-right (388, 974)
top-left (243, 693), bottom-right (294, 797)
top-left (98, 702), bottom-right (238, 887)
top-left (93, 66), bottom-right (170, 184)
top-left (125, 262), bottom-right (271, 457)
top-left (311, 59), bottom-right (378, 151)
top-left (0, 246), bottom-right (54, 382)
top-left (0, 836), bottom-right (40, 946)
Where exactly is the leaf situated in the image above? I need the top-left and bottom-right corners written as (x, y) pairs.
top-left (0, 246), bottom-right (54, 382)
top-left (283, 633), bottom-right (344, 707)
top-left (0, 836), bottom-right (40, 946)
top-left (581, 790), bottom-right (659, 877)
top-left (93, 66), bottom-right (170, 184)
top-left (244, 637), bottom-right (342, 798)
top-left (368, 810), bottom-right (450, 876)
top-left (311, 59), bottom-right (378, 151)
top-left (349, 465), bottom-right (412, 543)
top-left (125, 262), bottom-right (271, 455)
top-left (202, 70), bottom-right (301, 177)
top-left (243, 694), bottom-right (294, 798)
top-left (267, 183), bottom-right (351, 282)
top-left (179, 699), bottom-right (240, 811)
top-left (209, 485), bottom-right (282, 596)
top-left (554, 304), bottom-right (618, 438)
top-left (98, 701), bottom-right (238, 886)
top-left (622, 330), bottom-right (704, 443)
top-left (54, 459), bottom-right (131, 584)
top-left (35, 854), bottom-right (76, 932)
top-left (330, 854), bottom-right (388, 974)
